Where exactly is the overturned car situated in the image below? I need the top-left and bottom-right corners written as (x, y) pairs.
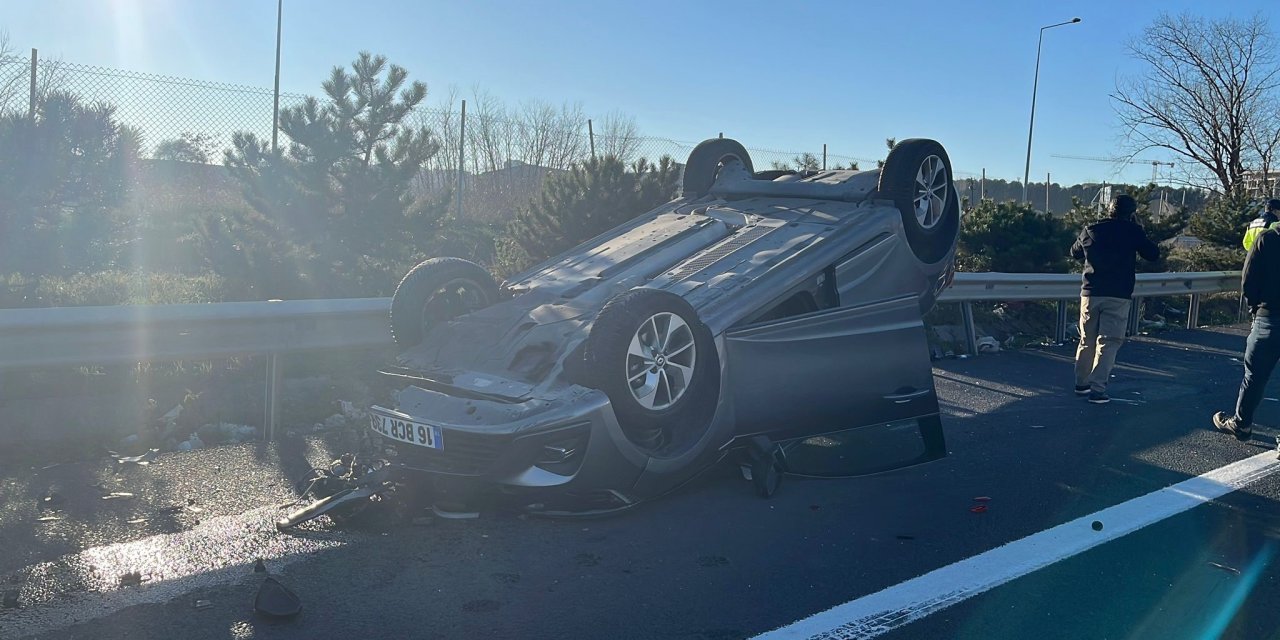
top-left (369, 137), bottom-right (959, 507)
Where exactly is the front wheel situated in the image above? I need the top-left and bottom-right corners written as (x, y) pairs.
top-left (389, 258), bottom-right (500, 347)
top-left (584, 289), bottom-right (720, 456)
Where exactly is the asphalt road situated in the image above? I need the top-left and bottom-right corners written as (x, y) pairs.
top-left (4, 326), bottom-right (1280, 640)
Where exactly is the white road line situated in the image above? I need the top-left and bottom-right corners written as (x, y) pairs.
top-left (754, 450), bottom-right (1280, 640)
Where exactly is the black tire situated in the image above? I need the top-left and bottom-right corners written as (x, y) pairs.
top-left (878, 139), bottom-right (960, 264)
top-left (682, 138), bottom-right (754, 198)
top-left (584, 289), bottom-right (720, 455)
top-left (390, 258), bottom-right (499, 347)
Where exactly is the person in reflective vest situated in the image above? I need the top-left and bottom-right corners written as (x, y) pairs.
top-left (1242, 199), bottom-right (1280, 252)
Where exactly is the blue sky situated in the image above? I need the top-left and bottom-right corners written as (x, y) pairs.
top-left (5, 0), bottom-right (1279, 186)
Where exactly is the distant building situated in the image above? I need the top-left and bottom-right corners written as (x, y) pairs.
top-left (1243, 170), bottom-right (1279, 198)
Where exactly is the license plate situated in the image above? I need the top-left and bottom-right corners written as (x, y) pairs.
top-left (369, 410), bottom-right (443, 449)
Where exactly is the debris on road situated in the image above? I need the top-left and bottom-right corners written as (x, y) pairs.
top-left (254, 577), bottom-right (302, 620)
top-left (276, 454), bottom-right (399, 532)
top-left (1208, 561), bottom-right (1242, 576)
top-left (193, 598), bottom-right (213, 611)
top-left (973, 496), bottom-right (991, 502)
top-left (969, 504), bottom-right (988, 513)
top-left (102, 492), bottom-right (136, 501)
top-left (977, 336), bottom-right (1001, 353)
top-left (35, 516), bottom-right (62, 522)
top-left (109, 449), bottom-right (159, 465)
top-left (1029, 424), bottom-right (1047, 429)
top-left (40, 491), bottom-right (63, 508)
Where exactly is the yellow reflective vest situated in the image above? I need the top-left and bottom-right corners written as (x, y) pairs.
top-left (1244, 213), bottom-right (1280, 251)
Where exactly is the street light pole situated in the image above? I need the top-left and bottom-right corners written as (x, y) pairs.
top-left (1022, 17), bottom-right (1080, 204)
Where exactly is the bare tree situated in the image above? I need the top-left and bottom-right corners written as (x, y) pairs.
top-left (1112, 12), bottom-right (1280, 195)
top-left (0, 32), bottom-right (70, 117)
top-left (594, 110), bottom-right (641, 162)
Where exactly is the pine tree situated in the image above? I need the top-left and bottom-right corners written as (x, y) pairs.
top-left (217, 52), bottom-right (455, 298)
top-left (499, 155), bottom-right (679, 274)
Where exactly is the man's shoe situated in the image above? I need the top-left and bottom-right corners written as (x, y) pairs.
top-left (1087, 391), bottom-right (1110, 404)
top-left (1213, 411), bottom-right (1252, 441)
top-left (1074, 385), bottom-right (1091, 396)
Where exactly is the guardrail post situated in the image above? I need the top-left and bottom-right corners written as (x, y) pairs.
top-left (1055, 300), bottom-right (1068, 344)
top-left (1186, 293), bottom-right (1201, 330)
top-left (1127, 297), bottom-right (1142, 336)
top-left (961, 302), bottom-right (978, 355)
top-left (264, 352), bottom-right (281, 441)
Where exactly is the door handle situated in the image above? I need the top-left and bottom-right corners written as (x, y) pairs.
top-left (883, 388), bottom-right (931, 404)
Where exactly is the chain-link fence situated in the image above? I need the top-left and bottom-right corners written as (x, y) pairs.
top-left (0, 51), bottom-right (974, 222)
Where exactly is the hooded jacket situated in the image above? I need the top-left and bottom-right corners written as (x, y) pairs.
top-left (1070, 218), bottom-right (1159, 299)
top-left (1243, 229), bottom-right (1280, 317)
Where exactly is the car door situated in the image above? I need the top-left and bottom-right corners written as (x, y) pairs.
top-left (723, 292), bottom-right (937, 444)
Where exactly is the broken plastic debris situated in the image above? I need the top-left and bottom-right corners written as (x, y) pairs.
top-left (126, 518), bottom-right (148, 525)
top-left (1208, 561), bottom-right (1242, 576)
top-left (254, 577), bottom-right (301, 620)
top-left (973, 496), bottom-right (991, 502)
top-left (35, 516), bottom-right (62, 522)
top-left (111, 449), bottom-right (159, 465)
top-left (40, 491), bottom-right (63, 507)
top-left (1029, 424), bottom-right (1047, 429)
top-left (102, 492), bottom-right (136, 500)
top-left (432, 505), bottom-right (480, 519)
top-left (969, 504), bottom-right (988, 513)
top-left (976, 336), bottom-right (1000, 353)
top-left (193, 598), bottom-right (213, 611)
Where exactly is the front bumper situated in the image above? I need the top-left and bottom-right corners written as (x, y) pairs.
top-left (370, 385), bottom-right (646, 491)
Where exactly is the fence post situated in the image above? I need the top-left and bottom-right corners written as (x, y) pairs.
top-left (588, 119), bottom-right (595, 159)
top-left (457, 99), bottom-right (466, 220)
top-left (961, 302), bottom-right (978, 355)
top-left (1055, 299), bottom-right (1068, 344)
top-left (1127, 297), bottom-right (1142, 336)
top-left (264, 352), bottom-right (281, 441)
top-left (1186, 293), bottom-right (1201, 329)
top-left (28, 48), bottom-right (37, 119)
top-left (271, 0), bottom-right (283, 153)
top-left (822, 144), bottom-right (827, 171)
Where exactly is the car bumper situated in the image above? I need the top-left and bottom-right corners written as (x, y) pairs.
top-left (370, 385), bottom-right (646, 492)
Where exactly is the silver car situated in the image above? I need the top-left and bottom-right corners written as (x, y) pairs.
top-left (369, 137), bottom-right (959, 507)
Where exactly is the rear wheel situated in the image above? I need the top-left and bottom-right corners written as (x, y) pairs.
top-left (682, 138), bottom-right (754, 198)
top-left (584, 289), bottom-right (719, 456)
top-left (389, 258), bottom-right (499, 347)
top-left (878, 139), bottom-right (960, 264)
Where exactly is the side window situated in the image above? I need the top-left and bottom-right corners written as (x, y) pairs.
top-left (742, 267), bottom-right (840, 326)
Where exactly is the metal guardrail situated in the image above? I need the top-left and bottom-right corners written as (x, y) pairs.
top-left (0, 298), bottom-right (393, 438)
top-left (0, 271), bottom-right (1245, 436)
top-left (938, 271), bottom-right (1243, 355)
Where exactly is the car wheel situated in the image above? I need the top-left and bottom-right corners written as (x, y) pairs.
top-left (584, 289), bottom-right (720, 456)
top-left (682, 138), bottom-right (755, 198)
top-left (878, 139), bottom-right (960, 264)
top-left (390, 258), bottom-right (500, 347)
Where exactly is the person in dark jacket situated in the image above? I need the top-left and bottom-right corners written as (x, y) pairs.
top-left (1214, 224), bottom-right (1280, 454)
top-left (1070, 194), bottom-right (1160, 404)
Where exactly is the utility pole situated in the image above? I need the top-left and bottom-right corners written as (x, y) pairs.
top-left (1046, 172), bottom-right (1051, 213)
top-left (587, 119), bottom-right (595, 159)
top-left (28, 49), bottom-right (37, 119)
top-left (271, 0), bottom-right (283, 153)
top-left (1021, 17), bottom-right (1082, 203)
top-left (980, 168), bottom-right (986, 201)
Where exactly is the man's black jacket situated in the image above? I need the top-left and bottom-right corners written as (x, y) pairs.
top-left (1243, 229), bottom-right (1280, 317)
top-left (1070, 218), bottom-right (1160, 299)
